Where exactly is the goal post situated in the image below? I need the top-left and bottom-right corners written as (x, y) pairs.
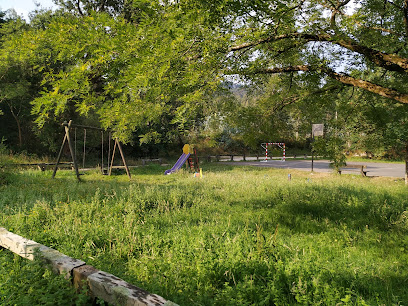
top-left (261, 143), bottom-right (286, 161)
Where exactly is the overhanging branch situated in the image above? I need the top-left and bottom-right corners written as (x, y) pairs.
top-left (271, 85), bottom-right (340, 112)
top-left (230, 32), bottom-right (408, 73)
top-left (250, 65), bottom-right (408, 104)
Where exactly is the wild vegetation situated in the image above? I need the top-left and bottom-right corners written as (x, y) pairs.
top-left (1, 159), bottom-right (407, 304)
top-left (1, 0), bottom-right (408, 304)
top-left (0, 252), bottom-right (92, 305)
top-left (1, 0), bottom-right (408, 166)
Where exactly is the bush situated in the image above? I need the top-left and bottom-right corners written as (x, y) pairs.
top-left (0, 139), bottom-right (12, 185)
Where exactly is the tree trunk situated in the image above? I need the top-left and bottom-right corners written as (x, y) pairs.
top-left (8, 104), bottom-right (22, 147)
top-left (405, 144), bottom-right (408, 185)
top-left (405, 159), bottom-right (408, 185)
top-left (230, 32), bottom-right (408, 73)
top-left (16, 119), bottom-right (22, 147)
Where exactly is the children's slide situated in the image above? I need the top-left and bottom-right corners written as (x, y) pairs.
top-left (164, 144), bottom-right (191, 175)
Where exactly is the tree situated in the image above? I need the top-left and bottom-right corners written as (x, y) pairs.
top-left (179, 0), bottom-right (408, 104)
top-left (0, 12), bottom-right (36, 149)
top-left (343, 86), bottom-right (408, 183)
top-left (0, 9), bottom-right (6, 117)
top-left (176, 0), bottom-right (408, 180)
top-left (52, 0), bottom-right (155, 24)
top-left (0, 4), bottom-right (226, 146)
top-left (52, 0), bottom-right (123, 16)
top-left (4, 0), bottom-right (408, 163)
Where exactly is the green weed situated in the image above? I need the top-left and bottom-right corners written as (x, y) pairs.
top-left (0, 163), bottom-right (407, 305)
top-left (0, 250), bottom-right (92, 305)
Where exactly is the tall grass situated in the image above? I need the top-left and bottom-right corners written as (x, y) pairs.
top-left (0, 251), bottom-right (91, 305)
top-left (1, 163), bottom-right (407, 305)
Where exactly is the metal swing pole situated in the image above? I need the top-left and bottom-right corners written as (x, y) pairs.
top-left (66, 121), bottom-right (81, 181)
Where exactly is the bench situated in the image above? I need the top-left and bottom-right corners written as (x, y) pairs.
top-left (13, 162), bottom-right (73, 171)
top-left (141, 158), bottom-right (162, 166)
top-left (338, 164), bottom-right (368, 177)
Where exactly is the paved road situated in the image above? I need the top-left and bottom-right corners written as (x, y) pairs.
top-left (221, 159), bottom-right (406, 178)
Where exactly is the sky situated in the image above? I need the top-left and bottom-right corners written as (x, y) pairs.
top-left (0, 0), bottom-right (57, 21)
top-left (0, 0), bottom-right (360, 22)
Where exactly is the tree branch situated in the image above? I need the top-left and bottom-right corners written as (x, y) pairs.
top-left (271, 85), bottom-right (340, 112)
top-left (230, 32), bottom-right (408, 73)
top-left (229, 36), bottom-right (274, 52)
top-left (250, 65), bottom-right (408, 104)
top-left (77, 0), bottom-right (84, 16)
top-left (324, 0), bottom-right (351, 27)
top-left (404, 0), bottom-right (408, 36)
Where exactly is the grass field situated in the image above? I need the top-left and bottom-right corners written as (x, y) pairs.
top-left (1, 162), bottom-right (408, 305)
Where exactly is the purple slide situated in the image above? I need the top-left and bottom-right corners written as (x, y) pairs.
top-left (164, 153), bottom-right (191, 175)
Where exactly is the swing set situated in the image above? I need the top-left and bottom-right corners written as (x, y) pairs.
top-left (52, 120), bottom-right (131, 181)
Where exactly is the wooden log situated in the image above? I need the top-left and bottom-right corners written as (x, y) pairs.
top-left (72, 265), bottom-right (99, 291)
top-left (0, 228), bottom-right (85, 278)
top-left (87, 270), bottom-right (169, 305)
top-left (115, 140), bottom-right (131, 179)
top-left (73, 264), bottom-right (170, 305)
top-left (0, 227), bottom-right (42, 260)
top-left (37, 245), bottom-right (86, 278)
top-left (0, 228), bottom-right (176, 306)
top-left (141, 158), bottom-right (162, 166)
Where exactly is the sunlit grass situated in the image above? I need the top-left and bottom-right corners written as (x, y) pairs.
top-left (1, 162), bottom-right (408, 305)
top-left (346, 156), bottom-right (405, 164)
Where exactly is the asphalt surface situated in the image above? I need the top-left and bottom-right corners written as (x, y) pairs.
top-left (221, 159), bottom-right (406, 178)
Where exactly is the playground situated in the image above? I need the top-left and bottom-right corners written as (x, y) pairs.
top-left (1, 0), bottom-right (408, 303)
top-left (1, 136), bottom-right (408, 304)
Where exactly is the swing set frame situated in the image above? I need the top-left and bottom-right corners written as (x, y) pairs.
top-left (52, 120), bottom-right (131, 181)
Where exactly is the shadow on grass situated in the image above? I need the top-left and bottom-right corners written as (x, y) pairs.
top-left (130, 242), bottom-right (408, 305)
top-left (229, 183), bottom-right (408, 235)
top-left (2, 166), bottom-right (408, 305)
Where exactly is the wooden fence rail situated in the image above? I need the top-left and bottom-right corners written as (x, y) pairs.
top-left (198, 154), bottom-right (308, 162)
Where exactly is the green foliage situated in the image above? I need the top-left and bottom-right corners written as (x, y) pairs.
top-left (1, 165), bottom-right (408, 304)
top-left (337, 82), bottom-right (408, 160)
top-left (0, 139), bottom-right (13, 185)
top-left (0, 252), bottom-right (91, 305)
top-left (313, 120), bottom-right (347, 171)
top-left (1, 0), bottom-right (408, 159)
top-left (0, 14), bottom-right (38, 149)
top-left (316, 136), bottom-right (346, 171)
top-left (182, 0), bottom-right (408, 157)
top-left (0, 5), bottom-right (226, 145)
